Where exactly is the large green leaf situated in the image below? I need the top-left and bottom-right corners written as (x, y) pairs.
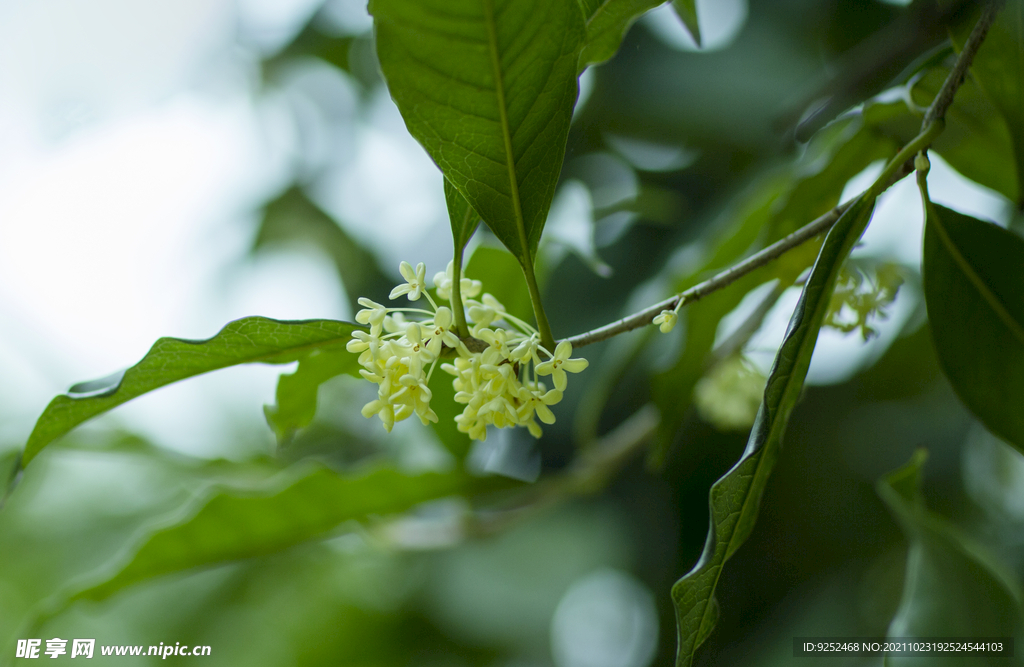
top-left (370, 0), bottom-right (586, 263)
top-left (70, 464), bottom-right (481, 602)
top-left (879, 449), bottom-right (1023, 666)
top-left (922, 201), bottom-right (1024, 452)
top-left (955, 0), bottom-right (1024, 207)
top-left (24, 318), bottom-right (362, 465)
top-left (579, 0), bottom-right (666, 69)
top-left (264, 345), bottom-right (361, 443)
top-left (671, 195), bottom-right (877, 666)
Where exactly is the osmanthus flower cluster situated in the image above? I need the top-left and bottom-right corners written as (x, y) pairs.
top-left (347, 261), bottom-right (588, 440)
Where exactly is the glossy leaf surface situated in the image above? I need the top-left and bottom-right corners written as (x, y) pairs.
top-left (922, 201), bottom-right (1024, 451)
top-left (371, 0), bottom-right (585, 262)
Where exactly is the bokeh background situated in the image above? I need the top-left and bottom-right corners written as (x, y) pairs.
top-left (1, 0), bottom-right (1022, 664)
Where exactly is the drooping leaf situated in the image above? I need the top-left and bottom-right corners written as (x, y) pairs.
top-left (445, 177), bottom-right (481, 259)
top-left (70, 465), bottom-right (484, 602)
top-left (265, 345), bottom-right (361, 443)
top-left (24, 318), bottom-right (363, 465)
top-left (671, 0), bottom-right (701, 48)
top-left (370, 0), bottom-right (586, 263)
top-left (672, 194), bottom-right (877, 666)
top-left (911, 66), bottom-right (1019, 204)
top-left (579, 0), bottom-right (666, 69)
top-left (922, 201), bottom-right (1024, 452)
top-left (465, 245), bottom-right (535, 326)
top-left (879, 449), bottom-right (1023, 666)
top-left (254, 186), bottom-right (392, 310)
top-left (954, 0), bottom-right (1024, 207)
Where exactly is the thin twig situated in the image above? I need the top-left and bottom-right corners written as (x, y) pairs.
top-left (565, 202), bottom-right (851, 348)
top-left (564, 1), bottom-right (1002, 350)
top-left (923, 0), bottom-right (1003, 126)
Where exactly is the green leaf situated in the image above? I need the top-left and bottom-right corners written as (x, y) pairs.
top-left (265, 345), bottom-right (361, 443)
top-left (879, 449), bottom-right (1023, 666)
top-left (954, 0), bottom-right (1024, 207)
top-left (24, 317), bottom-right (363, 466)
top-left (370, 0), bottom-right (586, 263)
top-left (911, 66), bottom-right (1019, 204)
top-left (254, 186), bottom-right (392, 311)
top-left (922, 201), bottom-right (1024, 452)
top-left (579, 0), bottom-right (666, 69)
top-left (465, 245), bottom-right (535, 325)
top-left (671, 0), bottom-right (701, 48)
top-left (445, 177), bottom-right (481, 258)
top-left (71, 465), bottom-right (480, 602)
top-left (672, 195), bottom-right (877, 666)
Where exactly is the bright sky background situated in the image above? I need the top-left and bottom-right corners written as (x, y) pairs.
top-left (0, 0), bottom-right (361, 456)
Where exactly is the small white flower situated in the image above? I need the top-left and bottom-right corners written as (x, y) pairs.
top-left (433, 260), bottom-right (483, 301)
top-left (425, 306), bottom-right (461, 356)
top-left (509, 334), bottom-right (541, 365)
top-left (653, 310), bottom-right (677, 334)
top-left (389, 261), bottom-right (428, 301)
top-left (355, 298), bottom-right (388, 334)
top-left (535, 341), bottom-right (589, 392)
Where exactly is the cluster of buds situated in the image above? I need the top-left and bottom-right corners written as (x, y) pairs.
top-left (347, 261), bottom-right (588, 440)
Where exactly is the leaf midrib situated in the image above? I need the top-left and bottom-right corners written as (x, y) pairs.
top-left (930, 203), bottom-right (1024, 346)
top-left (584, 0), bottom-right (610, 28)
top-left (482, 0), bottom-right (531, 260)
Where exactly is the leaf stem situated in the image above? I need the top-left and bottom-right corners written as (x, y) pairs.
top-left (520, 259), bottom-right (556, 350)
top-left (480, 0), bottom-right (556, 350)
top-left (564, 2), bottom-right (1001, 350)
top-left (451, 241), bottom-right (469, 339)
